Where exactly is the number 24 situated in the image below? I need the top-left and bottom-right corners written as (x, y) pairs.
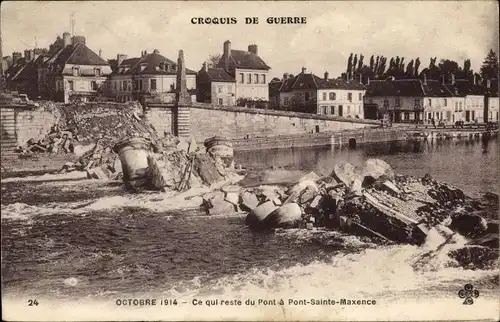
top-left (28, 299), bottom-right (39, 306)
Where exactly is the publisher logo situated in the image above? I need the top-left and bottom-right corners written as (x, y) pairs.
top-left (458, 284), bottom-right (479, 305)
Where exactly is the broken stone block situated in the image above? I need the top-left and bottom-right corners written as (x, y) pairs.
top-left (86, 166), bottom-right (110, 180)
top-left (309, 195), bottom-right (322, 209)
top-left (299, 185), bottom-right (318, 205)
top-left (348, 177), bottom-right (363, 195)
top-left (188, 139), bottom-right (198, 153)
top-left (298, 171), bottom-right (320, 183)
top-left (381, 180), bottom-right (402, 196)
top-left (112, 158), bottom-right (122, 173)
top-left (224, 191), bottom-right (240, 206)
top-left (273, 203), bottom-right (302, 227)
top-left (207, 199), bottom-right (236, 216)
top-left (449, 213), bottom-right (488, 238)
top-left (362, 158), bottom-right (395, 181)
top-left (177, 138), bottom-right (190, 152)
top-left (240, 191), bottom-right (260, 211)
top-left (221, 185), bottom-right (241, 194)
top-left (250, 200), bottom-right (278, 222)
top-left (194, 154), bottom-right (224, 185)
top-left (332, 162), bottom-right (362, 187)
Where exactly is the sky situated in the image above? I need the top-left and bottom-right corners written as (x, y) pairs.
top-left (1, 0), bottom-right (499, 79)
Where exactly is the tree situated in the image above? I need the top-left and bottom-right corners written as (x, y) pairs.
top-left (352, 54), bottom-right (358, 79)
top-left (414, 57), bottom-right (421, 77)
top-left (369, 55), bottom-right (375, 72)
top-left (480, 49), bottom-right (499, 79)
top-left (346, 53), bottom-right (353, 79)
top-left (438, 59), bottom-right (460, 79)
top-left (207, 54), bottom-right (222, 68)
top-left (405, 59), bottom-right (414, 78)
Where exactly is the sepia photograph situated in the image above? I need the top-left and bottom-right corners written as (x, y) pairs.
top-left (1, 0), bottom-right (499, 321)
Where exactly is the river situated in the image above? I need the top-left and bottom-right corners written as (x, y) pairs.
top-left (1, 138), bottom-right (498, 320)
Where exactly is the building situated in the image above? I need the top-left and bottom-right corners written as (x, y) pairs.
top-left (196, 62), bottom-right (236, 105)
top-left (443, 75), bottom-right (485, 123)
top-left (364, 76), bottom-right (459, 124)
top-left (484, 78), bottom-right (499, 122)
top-left (270, 68), bottom-right (366, 117)
top-left (215, 41), bottom-right (271, 102)
top-left (109, 49), bottom-right (197, 103)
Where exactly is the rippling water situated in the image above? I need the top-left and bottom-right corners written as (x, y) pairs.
top-left (1, 138), bottom-right (499, 320)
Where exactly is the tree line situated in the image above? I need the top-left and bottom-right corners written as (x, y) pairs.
top-left (342, 50), bottom-right (498, 83)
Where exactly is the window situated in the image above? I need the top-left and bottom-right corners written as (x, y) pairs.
top-left (95, 68), bottom-right (101, 76)
top-left (72, 67), bottom-right (79, 76)
top-left (68, 80), bottom-right (74, 90)
top-left (254, 74), bottom-right (259, 84)
top-left (330, 106), bottom-right (335, 115)
top-left (368, 99), bottom-right (373, 104)
top-left (347, 93), bottom-right (352, 102)
top-left (261, 74), bottom-right (266, 84)
top-left (329, 92), bottom-right (336, 100)
top-left (323, 92), bottom-right (327, 101)
top-left (383, 99), bottom-right (389, 108)
top-left (358, 93), bottom-right (362, 101)
top-left (218, 98), bottom-right (223, 105)
top-left (347, 106), bottom-right (351, 114)
top-left (404, 112), bottom-right (410, 120)
top-left (444, 98), bottom-right (447, 106)
top-left (150, 79), bottom-right (157, 90)
top-left (139, 80), bottom-right (143, 91)
top-left (322, 106), bottom-right (328, 114)
top-left (284, 97), bottom-right (290, 106)
top-left (414, 99), bottom-right (419, 107)
top-left (459, 102), bottom-right (463, 110)
top-left (305, 92), bottom-right (310, 102)
top-left (471, 111), bottom-right (475, 120)
top-left (239, 73), bottom-right (244, 83)
top-left (247, 74), bottom-right (252, 84)
top-left (114, 81), bottom-right (117, 90)
top-left (428, 99), bottom-right (432, 106)
top-left (395, 98), bottom-right (401, 107)
top-left (218, 85), bottom-right (223, 93)
top-left (455, 102), bottom-right (458, 111)
top-left (91, 81), bottom-right (98, 91)
top-left (134, 80), bottom-right (139, 90)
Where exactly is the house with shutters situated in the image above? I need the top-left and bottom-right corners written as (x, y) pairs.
top-left (37, 33), bottom-right (112, 103)
top-left (215, 41), bottom-right (271, 102)
top-left (364, 76), bottom-right (458, 124)
top-left (108, 49), bottom-right (197, 103)
top-left (196, 62), bottom-right (236, 106)
top-left (269, 68), bottom-right (366, 117)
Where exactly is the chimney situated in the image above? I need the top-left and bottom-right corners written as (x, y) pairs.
top-left (223, 40), bottom-right (231, 70)
top-left (301, 67), bottom-right (306, 74)
top-left (63, 32), bottom-right (71, 47)
top-left (12, 52), bottom-right (22, 65)
top-left (324, 71), bottom-right (329, 81)
top-left (153, 49), bottom-right (160, 54)
top-left (99, 49), bottom-right (102, 57)
top-left (359, 73), bottom-right (362, 83)
top-left (487, 79), bottom-right (491, 89)
top-left (117, 54), bottom-right (127, 66)
top-left (441, 75), bottom-right (445, 84)
top-left (248, 44), bottom-right (258, 55)
top-left (71, 36), bottom-right (86, 46)
top-left (423, 73), bottom-right (427, 85)
top-left (202, 61), bottom-right (208, 72)
top-left (473, 74), bottom-right (477, 85)
top-left (367, 76), bottom-right (371, 85)
top-left (283, 73), bottom-right (289, 80)
top-left (451, 73), bottom-right (455, 85)
top-left (24, 50), bottom-right (32, 62)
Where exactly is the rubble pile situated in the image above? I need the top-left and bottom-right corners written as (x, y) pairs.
top-left (16, 102), bottom-right (162, 181)
top-left (196, 158), bottom-right (498, 269)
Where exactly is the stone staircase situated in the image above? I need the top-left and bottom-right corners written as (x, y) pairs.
top-left (1, 107), bottom-right (18, 160)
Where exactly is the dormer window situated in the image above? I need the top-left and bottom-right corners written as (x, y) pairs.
top-left (95, 68), bottom-right (101, 76)
top-left (140, 64), bottom-right (147, 72)
top-left (72, 66), bottom-right (79, 76)
top-left (165, 64), bottom-right (169, 72)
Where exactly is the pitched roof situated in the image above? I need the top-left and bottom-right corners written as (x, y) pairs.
top-left (12, 61), bottom-right (37, 81)
top-left (111, 57), bottom-right (141, 75)
top-left (52, 43), bottom-right (109, 67)
top-left (366, 79), bottom-right (454, 97)
top-left (444, 79), bottom-right (484, 97)
top-left (276, 72), bottom-right (367, 92)
top-left (217, 49), bottom-right (271, 71)
top-left (205, 68), bottom-right (235, 82)
top-left (125, 52), bottom-right (196, 75)
top-left (484, 78), bottom-right (498, 97)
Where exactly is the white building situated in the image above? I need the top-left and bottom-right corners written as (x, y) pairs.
top-left (109, 49), bottom-right (197, 103)
top-left (216, 41), bottom-right (271, 102)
